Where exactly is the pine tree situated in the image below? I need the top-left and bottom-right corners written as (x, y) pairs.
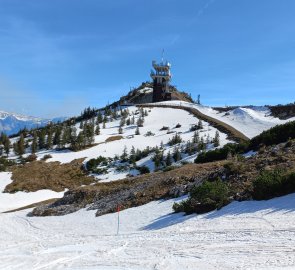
top-left (126, 118), bottom-right (131, 126)
top-left (192, 131), bottom-right (199, 144)
top-left (153, 147), bottom-right (163, 169)
top-left (96, 111), bottom-right (103, 124)
top-left (83, 123), bottom-right (95, 146)
top-left (4, 137), bottom-right (10, 157)
top-left (197, 94), bottom-right (201, 105)
top-left (198, 137), bottom-right (206, 151)
top-left (165, 151), bottom-right (172, 166)
top-left (53, 127), bottom-right (61, 146)
top-left (79, 121), bottom-right (84, 129)
top-left (16, 134), bottom-right (25, 156)
top-left (77, 131), bottom-right (85, 150)
top-left (213, 131), bottom-right (220, 147)
top-left (95, 124), bottom-right (100, 135)
top-left (38, 130), bottom-right (46, 149)
top-left (197, 119), bottom-right (203, 130)
top-left (137, 117), bottom-right (144, 127)
top-left (131, 115), bottom-right (135, 125)
top-left (120, 117), bottom-right (125, 127)
top-left (31, 132), bottom-right (38, 154)
top-left (172, 146), bottom-right (181, 162)
top-left (69, 126), bottom-right (77, 145)
top-left (185, 140), bottom-right (192, 155)
top-left (129, 146), bottom-right (136, 164)
top-left (168, 133), bottom-right (182, 146)
top-left (121, 146), bottom-right (128, 162)
top-left (135, 126), bottom-right (140, 135)
top-left (47, 129), bottom-right (53, 149)
top-left (19, 134), bottom-right (25, 155)
top-left (206, 134), bottom-right (210, 144)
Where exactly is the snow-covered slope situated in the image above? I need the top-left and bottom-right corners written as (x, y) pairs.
top-left (19, 106), bottom-right (231, 181)
top-left (0, 110), bottom-right (65, 136)
top-left (156, 101), bottom-right (295, 139)
top-left (1, 185), bottom-right (295, 269)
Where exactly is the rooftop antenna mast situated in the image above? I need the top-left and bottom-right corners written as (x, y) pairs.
top-left (161, 49), bottom-right (164, 63)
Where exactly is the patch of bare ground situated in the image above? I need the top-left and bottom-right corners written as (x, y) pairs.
top-left (5, 158), bottom-right (95, 193)
top-left (105, 135), bottom-right (123, 143)
top-left (30, 161), bottom-right (226, 217)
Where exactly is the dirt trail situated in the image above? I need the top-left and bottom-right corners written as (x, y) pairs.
top-left (137, 104), bottom-right (250, 142)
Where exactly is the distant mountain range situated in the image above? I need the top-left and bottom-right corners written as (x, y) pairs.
top-left (0, 111), bottom-right (66, 136)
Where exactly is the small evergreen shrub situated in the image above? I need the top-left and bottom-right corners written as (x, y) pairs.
top-left (163, 165), bottom-right (178, 172)
top-left (86, 156), bottom-right (109, 172)
top-left (136, 165), bottom-right (150, 174)
top-left (173, 179), bottom-right (229, 214)
top-left (25, 154), bottom-right (37, 162)
top-left (0, 157), bottom-right (16, 172)
top-left (252, 170), bottom-right (295, 200)
top-left (160, 126), bottom-right (169, 131)
top-left (41, 154), bottom-right (53, 161)
top-left (195, 143), bottom-right (248, 163)
top-left (250, 121), bottom-right (295, 150)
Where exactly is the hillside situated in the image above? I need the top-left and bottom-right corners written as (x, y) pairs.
top-left (1, 99), bottom-right (295, 269)
top-left (154, 101), bottom-right (295, 138)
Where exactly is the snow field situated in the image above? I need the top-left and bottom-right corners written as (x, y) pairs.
top-left (1, 193), bottom-right (295, 269)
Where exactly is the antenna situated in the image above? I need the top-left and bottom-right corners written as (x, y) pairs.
top-left (161, 49), bottom-right (164, 63)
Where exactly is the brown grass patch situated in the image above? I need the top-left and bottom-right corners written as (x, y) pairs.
top-left (5, 158), bottom-right (95, 193)
top-left (105, 135), bottom-right (123, 143)
top-left (31, 161), bottom-right (226, 216)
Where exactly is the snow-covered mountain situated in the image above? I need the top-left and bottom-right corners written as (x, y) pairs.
top-left (0, 110), bottom-right (65, 136)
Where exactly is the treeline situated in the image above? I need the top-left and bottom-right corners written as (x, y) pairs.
top-left (250, 121), bottom-right (295, 150)
top-left (195, 121), bottom-right (295, 164)
top-left (0, 105), bottom-right (133, 157)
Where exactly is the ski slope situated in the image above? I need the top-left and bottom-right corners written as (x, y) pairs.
top-left (1, 190), bottom-right (295, 270)
top-left (156, 101), bottom-right (295, 139)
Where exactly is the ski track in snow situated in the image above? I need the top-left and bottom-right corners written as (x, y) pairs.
top-left (1, 194), bottom-right (295, 269)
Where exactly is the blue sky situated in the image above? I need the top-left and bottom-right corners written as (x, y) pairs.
top-left (0, 0), bottom-right (294, 118)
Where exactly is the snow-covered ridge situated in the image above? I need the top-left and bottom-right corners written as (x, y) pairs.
top-left (0, 110), bottom-right (65, 135)
top-left (152, 101), bottom-right (295, 139)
